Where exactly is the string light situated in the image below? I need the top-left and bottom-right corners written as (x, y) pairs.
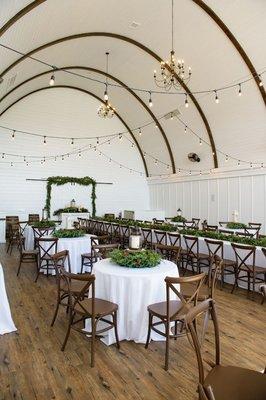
top-left (11, 130), bottom-right (15, 140)
top-left (185, 94), bottom-right (189, 108)
top-left (78, 151), bottom-right (81, 157)
top-left (214, 90), bottom-right (219, 104)
top-left (97, 137), bottom-right (99, 145)
top-left (49, 72), bottom-right (55, 86)
top-left (258, 75), bottom-right (263, 87)
top-left (199, 138), bottom-right (202, 146)
top-left (11, 162), bottom-right (13, 167)
top-left (148, 92), bottom-right (153, 108)
top-left (43, 136), bottom-right (47, 145)
top-left (238, 83), bottom-right (242, 96)
top-left (131, 143), bottom-right (135, 148)
top-left (71, 138), bottom-right (74, 145)
top-left (237, 160), bottom-right (240, 166)
top-left (170, 112), bottom-right (174, 120)
top-left (119, 134), bottom-right (122, 140)
top-left (2, 153), bottom-right (5, 159)
top-left (138, 128), bottom-right (142, 136)
top-left (250, 162), bottom-right (253, 168)
top-left (184, 125), bottom-right (187, 133)
top-left (261, 163), bottom-right (264, 169)
top-left (225, 155), bottom-right (228, 162)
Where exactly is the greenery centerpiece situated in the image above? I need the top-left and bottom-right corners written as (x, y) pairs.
top-left (45, 176), bottom-right (96, 218)
top-left (53, 206), bottom-right (89, 216)
top-left (171, 215), bottom-right (187, 223)
top-left (110, 249), bottom-right (161, 268)
top-left (53, 229), bottom-right (85, 238)
top-left (226, 222), bottom-right (247, 229)
top-left (32, 220), bottom-right (56, 228)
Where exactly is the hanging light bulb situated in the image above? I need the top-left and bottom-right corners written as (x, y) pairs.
top-left (62, 155), bottom-right (65, 161)
top-left (54, 157), bottom-right (57, 162)
top-left (238, 83), bottom-right (242, 96)
top-left (184, 125), bottom-right (187, 133)
top-left (26, 162), bottom-right (29, 166)
top-left (43, 136), bottom-right (47, 145)
top-left (250, 162), bottom-right (253, 168)
top-left (200, 170), bottom-right (202, 176)
top-left (225, 155), bottom-right (229, 162)
top-left (96, 137), bottom-right (99, 145)
top-left (178, 168), bottom-right (181, 173)
top-left (143, 152), bottom-right (146, 158)
top-left (261, 163), bottom-right (264, 169)
top-left (109, 158), bottom-right (111, 163)
top-left (185, 94), bottom-right (189, 108)
top-left (199, 138), bottom-right (202, 146)
top-left (214, 90), bottom-right (219, 104)
top-left (104, 84), bottom-right (109, 101)
top-left (98, 52), bottom-right (115, 118)
top-left (78, 151), bottom-right (81, 157)
top-left (71, 138), bottom-right (74, 145)
top-left (11, 162), bottom-right (13, 167)
top-left (138, 127), bottom-right (142, 136)
top-left (258, 75), bottom-right (263, 87)
top-left (119, 133), bottom-right (122, 140)
top-left (49, 72), bottom-right (55, 86)
top-left (131, 143), bottom-right (135, 148)
top-left (155, 159), bottom-right (158, 165)
top-left (2, 153), bottom-right (5, 159)
top-left (170, 112), bottom-right (174, 120)
top-left (189, 170), bottom-right (192, 175)
top-left (148, 92), bottom-right (153, 107)
top-left (11, 130), bottom-right (15, 140)
top-left (237, 160), bottom-right (240, 166)
top-left (23, 156), bottom-right (26, 162)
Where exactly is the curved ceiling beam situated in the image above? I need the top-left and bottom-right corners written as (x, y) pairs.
top-left (0, 85), bottom-right (149, 176)
top-left (0, 66), bottom-right (173, 172)
top-left (191, 0), bottom-right (266, 106)
top-left (0, 1), bottom-right (46, 37)
top-left (0, 32), bottom-right (218, 169)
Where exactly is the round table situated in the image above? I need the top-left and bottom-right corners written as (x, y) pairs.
top-left (40, 234), bottom-right (94, 274)
top-left (86, 258), bottom-right (179, 345)
top-left (0, 263), bottom-right (17, 335)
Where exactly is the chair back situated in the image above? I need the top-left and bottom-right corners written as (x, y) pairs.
top-left (244, 227), bottom-right (260, 239)
top-left (184, 235), bottom-right (199, 258)
top-left (205, 239), bottom-right (223, 260)
top-left (231, 243), bottom-right (256, 274)
top-left (154, 230), bottom-right (167, 245)
top-left (120, 225), bottom-right (130, 239)
top-left (112, 223), bottom-right (120, 239)
top-left (192, 218), bottom-right (200, 229)
top-left (92, 243), bottom-right (120, 260)
top-left (51, 250), bottom-right (71, 287)
top-left (60, 269), bottom-right (95, 313)
top-left (36, 237), bottom-right (58, 261)
top-left (28, 214), bottom-right (40, 223)
top-left (32, 226), bottom-right (55, 240)
top-left (6, 216), bottom-right (19, 237)
top-left (248, 222), bottom-right (261, 229)
top-left (207, 257), bottom-right (223, 299)
top-left (184, 299), bottom-right (220, 389)
top-left (218, 221), bottom-right (228, 227)
top-left (167, 232), bottom-right (181, 247)
top-left (154, 244), bottom-right (180, 264)
top-left (235, 230), bottom-right (253, 238)
top-left (165, 273), bottom-right (206, 321)
top-left (141, 228), bottom-right (153, 248)
top-left (204, 225), bottom-right (218, 232)
top-left (183, 221), bottom-right (195, 229)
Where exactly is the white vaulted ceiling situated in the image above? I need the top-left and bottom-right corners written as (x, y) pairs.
top-left (0, 0), bottom-right (265, 176)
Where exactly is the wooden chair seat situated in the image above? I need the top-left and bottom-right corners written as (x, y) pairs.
top-left (222, 258), bottom-right (236, 267)
top-left (74, 298), bottom-right (118, 317)
top-left (22, 249), bottom-right (38, 256)
top-left (147, 300), bottom-right (189, 319)
top-left (204, 365), bottom-right (266, 400)
top-left (81, 252), bottom-right (93, 258)
top-left (240, 264), bottom-right (265, 273)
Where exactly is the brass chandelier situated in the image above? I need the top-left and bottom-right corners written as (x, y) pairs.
top-left (153, 0), bottom-right (192, 91)
top-left (98, 52), bottom-right (115, 118)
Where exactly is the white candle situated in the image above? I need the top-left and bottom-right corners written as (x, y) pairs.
top-left (130, 235), bottom-right (140, 249)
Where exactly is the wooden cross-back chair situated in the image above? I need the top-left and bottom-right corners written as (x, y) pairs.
top-left (154, 230), bottom-right (167, 246)
top-left (111, 223), bottom-right (121, 243)
top-left (204, 224), bottom-right (218, 233)
top-left (119, 225), bottom-right (131, 248)
top-left (32, 226), bottom-right (55, 248)
top-left (92, 243), bottom-right (120, 262)
top-left (16, 235), bottom-right (38, 277)
top-left (205, 239), bottom-right (236, 288)
top-left (145, 272), bottom-right (206, 370)
top-left (28, 214), bottom-right (40, 223)
top-left (60, 270), bottom-right (120, 367)
top-left (231, 243), bottom-right (266, 299)
top-left (6, 222), bottom-right (21, 254)
top-left (141, 228), bottom-right (153, 249)
top-left (80, 235), bottom-right (112, 273)
top-left (154, 244), bottom-right (181, 266)
top-left (192, 218), bottom-right (200, 229)
top-left (244, 227), bottom-right (260, 239)
top-left (35, 237), bottom-right (58, 282)
top-left (183, 235), bottom-right (210, 275)
top-left (185, 299), bottom-right (266, 399)
top-left (248, 222), bottom-right (262, 229)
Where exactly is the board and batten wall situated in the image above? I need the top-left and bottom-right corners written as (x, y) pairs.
top-left (148, 168), bottom-right (266, 233)
top-left (0, 89), bottom-right (149, 217)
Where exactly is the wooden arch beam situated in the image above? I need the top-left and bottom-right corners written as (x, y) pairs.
top-left (191, 0), bottom-right (266, 106)
top-left (0, 66), bottom-right (174, 172)
top-left (0, 85), bottom-right (149, 177)
top-left (0, 32), bottom-right (218, 168)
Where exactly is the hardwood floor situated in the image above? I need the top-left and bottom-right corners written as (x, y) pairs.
top-left (0, 244), bottom-right (265, 400)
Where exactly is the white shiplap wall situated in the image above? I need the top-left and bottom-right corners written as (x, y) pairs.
top-left (0, 89), bottom-right (149, 217)
top-left (148, 169), bottom-right (266, 233)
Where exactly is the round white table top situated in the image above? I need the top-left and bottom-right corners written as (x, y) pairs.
top-left (0, 263), bottom-right (17, 335)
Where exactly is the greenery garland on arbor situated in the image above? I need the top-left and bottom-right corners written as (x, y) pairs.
top-left (45, 176), bottom-right (96, 218)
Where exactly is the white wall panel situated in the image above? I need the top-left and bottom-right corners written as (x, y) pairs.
top-left (149, 169), bottom-right (266, 233)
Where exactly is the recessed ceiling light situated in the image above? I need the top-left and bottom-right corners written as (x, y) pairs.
top-left (131, 21), bottom-right (141, 28)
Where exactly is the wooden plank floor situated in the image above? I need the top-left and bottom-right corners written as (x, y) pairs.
top-left (0, 244), bottom-right (265, 400)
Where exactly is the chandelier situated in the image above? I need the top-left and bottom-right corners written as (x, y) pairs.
top-left (153, 0), bottom-right (192, 91)
top-left (98, 52), bottom-right (115, 118)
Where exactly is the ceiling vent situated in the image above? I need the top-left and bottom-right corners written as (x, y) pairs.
top-left (6, 74), bottom-right (17, 89)
top-left (164, 108), bottom-right (181, 120)
top-left (188, 152), bottom-right (200, 162)
top-left (130, 21), bottom-right (140, 28)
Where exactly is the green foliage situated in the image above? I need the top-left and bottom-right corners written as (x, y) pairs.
top-left (53, 229), bottom-right (85, 238)
top-left (110, 249), bottom-right (161, 268)
top-left (53, 206), bottom-right (88, 216)
top-left (45, 176), bottom-right (96, 218)
top-left (32, 220), bottom-right (56, 228)
top-left (226, 222), bottom-right (247, 229)
top-left (94, 216), bottom-right (176, 231)
top-left (171, 215), bottom-right (187, 223)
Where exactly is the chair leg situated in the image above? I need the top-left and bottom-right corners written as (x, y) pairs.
top-left (17, 257), bottom-right (22, 276)
top-left (112, 311), bottom-right (120, 349)
top-left (145, 312), bottom-right (152, 349)
top-left (80, 257), bottom-right (84, 274)
top-left (91, 316), bottom-right (96, 368)
top-left (51, 294), bottom-right (61, 326)
top-left (231, 271), bottom-right (239, 294)
top-left (61, 312), bottom-right (74, 352)
top-left (165, 321), bottom-right (170, 371)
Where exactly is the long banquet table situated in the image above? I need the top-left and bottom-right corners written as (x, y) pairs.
top-left (0, 263), bottom-right (17, 335)
top-left (85, 258), bottom-right (179, 345)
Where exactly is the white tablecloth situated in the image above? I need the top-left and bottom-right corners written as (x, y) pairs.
top-left (41, 234), bottom-right (94, 274)
top-left (86, 258), bottom-right (179, 345)
top-left (0, 264), bottom-right (17, 335)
